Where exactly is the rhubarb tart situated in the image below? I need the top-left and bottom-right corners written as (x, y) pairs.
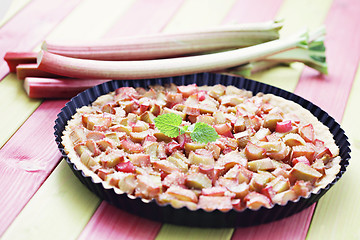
top-left (55, 73), bottom-right (350, 227)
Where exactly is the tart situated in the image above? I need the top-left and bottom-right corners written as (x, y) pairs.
top-left (61, 82), bottom-right (341, 212)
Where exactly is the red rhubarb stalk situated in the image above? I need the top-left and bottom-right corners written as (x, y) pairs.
top-left (16, 63), bottom-right (60, 80)
top-left (24, 77), bottom-right (109, 99)
top-left (4, 52), bottom-right (37, 72)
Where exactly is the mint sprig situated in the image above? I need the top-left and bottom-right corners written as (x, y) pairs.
top-left (154, 113), bottom-right (219, 144)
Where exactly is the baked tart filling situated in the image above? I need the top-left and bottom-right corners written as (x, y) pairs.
top-left (62, 83), bottom-right (340, 212)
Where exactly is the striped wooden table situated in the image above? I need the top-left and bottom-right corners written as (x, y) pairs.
top-left (0, 0), bottom-right (359, 239)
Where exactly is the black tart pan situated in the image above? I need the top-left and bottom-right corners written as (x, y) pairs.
top-left (54, 73), bottom-right (350, 228)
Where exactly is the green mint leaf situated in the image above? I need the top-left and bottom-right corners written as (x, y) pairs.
top-left (154, 113), bottom-right (182, 138)
top-left (190, 122), bottom-right (219, 144)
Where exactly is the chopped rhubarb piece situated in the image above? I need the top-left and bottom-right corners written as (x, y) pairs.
top-left (275, 120), bottom-right (292, 133)
top-left (271, 189), bottom-right (297, 205)
top-left (74, 143), bottom-right (88, 156)
top-left (198, 196), bottom-right (233, 212)
top-left (120, 139), bottom-right (144, 153)
top-left (153, 159), bottom-right (179, 174)
top-left (82, 114), bottom-right (112, 131)
top-left (247, 158), bottom-right (276, 172)
top-left (244, 192), bottom-right (272, 210)
top-left (115, 87), bottom-right (139, 101)
top-left (213, 123), bottom-right (233, 137)
top-left (166, 92), bottom-right (183, 107)
top-left (4, 52), bottom-right (37, 72)
top-left (128, 153), bottom-right (151, 167)
top-left (216, 150), bottom-right (248, 170)
top-left (162, 172), bottom-right (186, 188)
top-left (313, 139), bottom-right (332, 158)
top-left (80, 150), bottom-right (99, 168)
top-left (24, 77), bottom-right (109, 99)
top-left (292, 180), bottom-right (312, 197)
top-left (86, 131), bottom-right (106, 141)
top-left (165, 141), bottom-right (182, 155)
top-left (97, 168), bottom-right (114, 181)
top-left (100, 149), bottom-right (125, 168)
top-left (249, 172), bottom-right (274, 192)
top-left (299, 124), bottom-right (315, 142)
top-left (265, 133), bottom-right (281, 142)
top-left (166, 186), bottom-right (198, 203)
top-left (205, 142), bottom-right (221, 159)
top-left (292, 156), bottom-right (310, 166)
top-left (115, 161), bottom-right (136, 173)
top-left (183, 106), bottom-right (200, 116)
top-left (136, 174), bottom-right (162, 199)
top-left (96, 139), bottom-right (114, 151)
top-left (177, 84), bottom-right (198, 98)
top-left (266, 175), bottom-right (290, 194)
top-left (261, 185), bottom-right (276, 200)
top-left (117, 173), bottom-right (137, 194)
top-left (198, 164), bottom-right (216, 182)
top-left (188, 150), bottom-right (214, 166)
top-left (166, 156), bottom-right (188, 172)
top-left (185, 172), bottom-right (212, 189)
top-left (291, 144), bottom-right (316, 163)
top-left (244, 142), bottom-right (267, 160)
top-left (283, 133), bottom-right (306, 146)
top-left (289, 162), bottom-right (322, 184)
top-left (202, 187), bottom-right (228, 196)
top-left (131, 120), bottom-right (149, 132)
top-left (263, 112), bottom-right (283, 131)
top-left (195, 90), bottom-right (207, 101)
top-left (226, 182), bottom-right (250, 199)
top-left (231, 198), bottom-right (244, 211)
top-left (69, 127), bottom-right (86, 144)
top-left (85, 139), bottom-right (101, 156)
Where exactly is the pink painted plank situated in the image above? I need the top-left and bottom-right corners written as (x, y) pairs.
top-left (234, 0), bottom-right (360, 239)
top-left (0, 99), bottom-right (67, 235)
top-left (0, 0), bottom-right (83, 81)
top-left (295, 0), bottom-right (360, 122)
top-left (222, 0), bottom-right (284, 24)
top-left (77, 1), bottom-right (184, 239)
top-left (221, 1), bottom-right (318, 239)
top-left (232, 206), bottom-right (314, 240)
top-left (78, 202), bottom-right (161, 240)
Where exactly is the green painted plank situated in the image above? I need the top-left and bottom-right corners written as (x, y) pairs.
top-left (306, 63), bottom-right (360, 240)
top-left (251, 0), bottom-right (333, 92)
top-left (155, 0), bottom-right (237, 239)
top-left (1, 160), bottom-right (101, 240)
top-left (0, 74), bottom-right (41, 148)
top-left (156, 225), bottom-right (234, 240)
top-left (162, 0), bottom-right (237, 33)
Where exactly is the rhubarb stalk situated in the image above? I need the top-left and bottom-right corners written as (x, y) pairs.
top-left (41, 20), bottom-right (283, 60)
top-left (37, 31), bottom-right (308, 80)
top-left (24, 77), bottom-right (109, 98)
top-left (227, 27), bottom-right (328, 76)
top-left (4, 52), bottom-right (37, 72)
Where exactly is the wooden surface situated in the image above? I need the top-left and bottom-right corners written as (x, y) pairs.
top-left (0, 0), bottom-right (359, 239)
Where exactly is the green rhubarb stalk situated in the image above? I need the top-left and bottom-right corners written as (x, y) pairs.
top-left (227, 27), bottom-right (328, 76)
top-left (37, 30), bottom-right (308, 80)
top-left (41, 20), bottom-right (283, 60)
